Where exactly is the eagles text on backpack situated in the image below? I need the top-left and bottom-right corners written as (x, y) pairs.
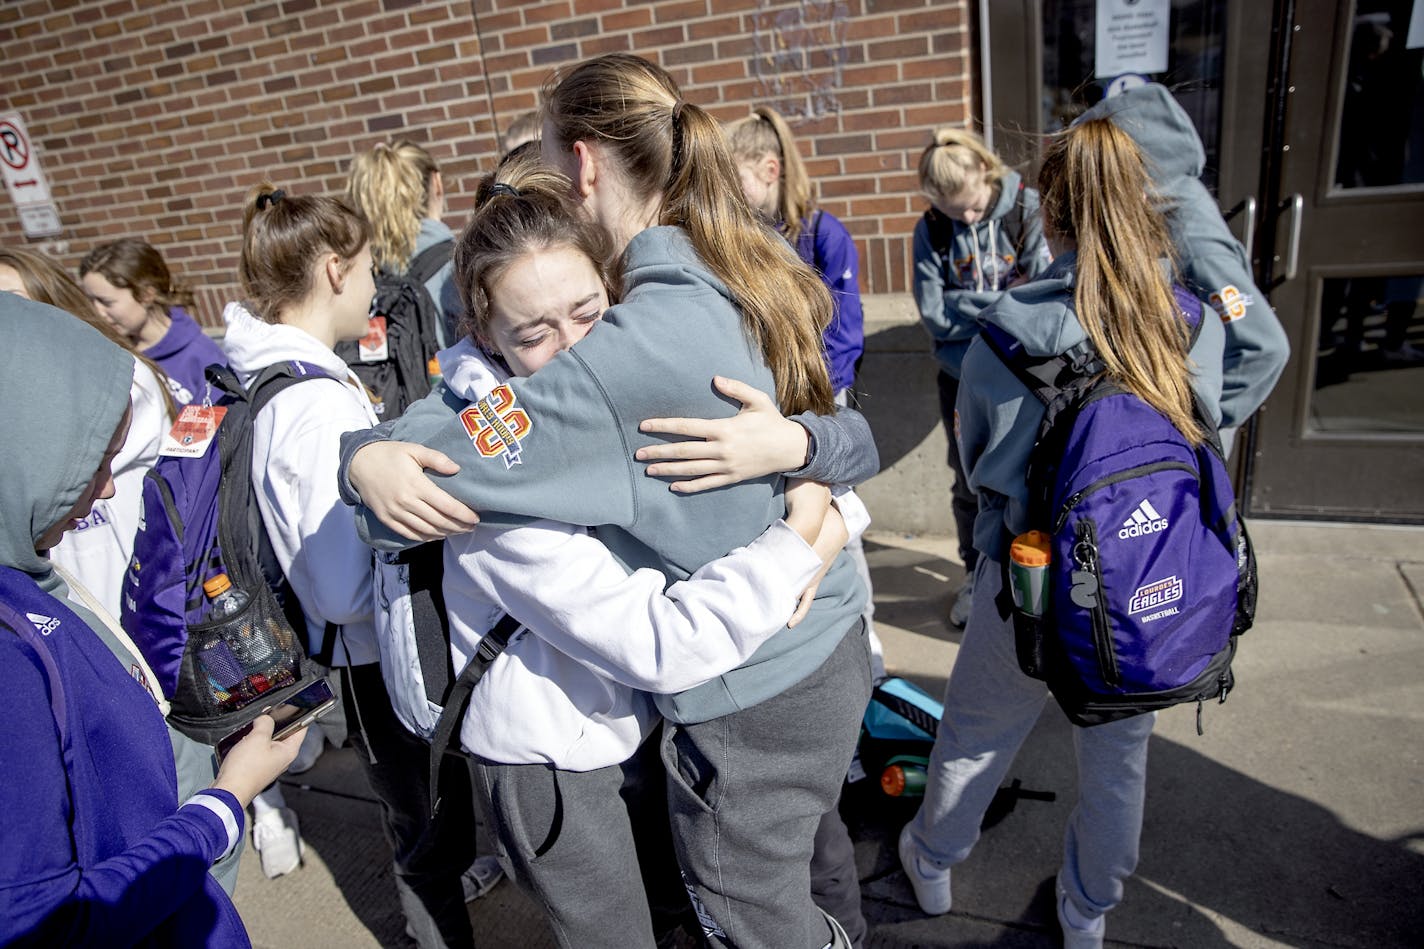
top-left (120, 362), bottom-right (332, 745)
top-left (335, 240), bottom-right (451, 419)
top-left (982, 288), bottom-right (1257, 731)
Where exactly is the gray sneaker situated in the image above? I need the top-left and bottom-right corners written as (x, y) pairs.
top-left (948, 573), bottom-right (974, 629)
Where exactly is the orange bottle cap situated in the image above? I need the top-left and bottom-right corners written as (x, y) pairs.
top-left (202, 573), bottom-right (233, 599)
top-left (1010, 530), bottom-right (1051, 566)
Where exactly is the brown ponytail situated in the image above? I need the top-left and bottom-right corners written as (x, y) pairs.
top-left (724, 106), bottom-right (816, 247)
top-left (1037, 118), bottom-right (1203, 445)
top-left (542, 54), bottom-right (834, 416)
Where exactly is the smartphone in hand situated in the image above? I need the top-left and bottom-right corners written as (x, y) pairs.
top-left (216, 677), bottom-right (338, 761)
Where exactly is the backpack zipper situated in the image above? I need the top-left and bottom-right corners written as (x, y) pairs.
top-left (1052, 461), bottom-right (1196, 533)
top-left (1073, 519), bottom-right (1119, 688)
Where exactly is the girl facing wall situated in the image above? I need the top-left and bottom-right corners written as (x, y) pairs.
top-left (226, 184), bottom-right (477, 947)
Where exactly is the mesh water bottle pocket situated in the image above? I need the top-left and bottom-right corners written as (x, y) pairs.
top-left (174, 582), bottom-right (304, 722)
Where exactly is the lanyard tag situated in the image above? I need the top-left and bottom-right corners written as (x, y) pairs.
top-left (159, 404), bottom-right (227, 457)
top-left (359, 315), bottom-right (389, 362)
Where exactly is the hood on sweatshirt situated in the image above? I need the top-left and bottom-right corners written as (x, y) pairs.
top-left (220, 300), bottom-right (353, 383)
top-left (978, 251), bottom-right (1090, 359)
top-left (1076, 82), bottom-right (1206, 193)
top-left (0, 294), bottom-right (133, 577)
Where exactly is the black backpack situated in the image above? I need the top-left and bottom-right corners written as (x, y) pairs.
top-left (121, 362), bottom-right (335, 745)
top-left (335, 239), bottom-right (452, 419)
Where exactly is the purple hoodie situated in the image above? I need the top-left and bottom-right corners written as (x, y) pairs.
top-left (146, 306), bottom-right (227, 405)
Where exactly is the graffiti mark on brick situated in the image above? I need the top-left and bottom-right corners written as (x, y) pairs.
top-left (752, 1), bottom-right (849, 120)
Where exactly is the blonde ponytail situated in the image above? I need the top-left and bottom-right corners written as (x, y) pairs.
top-left (1037, 119), bottom-right (1203, 445)
top-left (724, 106), bottom-right (816, 247)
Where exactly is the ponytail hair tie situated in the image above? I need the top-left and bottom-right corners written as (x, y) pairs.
top-left (671, 99), bottom-right (687, 125)
top-left (488, 182), bottom-right (521, 198)
top-left (256, 189), bottom-right (285, 211)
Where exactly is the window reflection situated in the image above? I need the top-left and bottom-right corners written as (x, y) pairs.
top-left (1042, 0), bottom-right (1227, 190)
top-left (1314, 275), bottom-right (1424, 433)
top-left (1335, 2), bottom-right (1424, 189)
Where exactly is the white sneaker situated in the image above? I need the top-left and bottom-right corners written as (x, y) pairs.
top-left (948, 573), bottom-right (974, 629)
top-left (1056, 878), bottom-right (1106, 949)
top-left (252, 807), bottom-right (303, 879)
top-left (897, 825), bottom-right (951, 915)
top-left (461, 855), bottom-right (505, 902)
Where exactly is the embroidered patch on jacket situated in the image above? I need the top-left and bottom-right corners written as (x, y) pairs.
top-left (1208, 284), bottom-right (1250, 323)
top-left (459, 384), bottom-right (532, 469)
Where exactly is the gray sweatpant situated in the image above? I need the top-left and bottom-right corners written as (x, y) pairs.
top-left (467, 729), bottom-right (694, 949)
top-left (663, 621), bottom-right (872, 949)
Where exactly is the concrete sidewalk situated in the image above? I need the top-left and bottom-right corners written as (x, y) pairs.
top-left (232, 520), bottom-right (1424, 948)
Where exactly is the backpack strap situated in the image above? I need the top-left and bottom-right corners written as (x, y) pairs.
top-left (406, 239), bottom-right (454, 287)
top-left (388, 541), bottom-right (455, 707)
top-left (0, 597), bottom-right (69, 749)
top-left (427, 612), bottom-right (521, 817)
top-left (208, 360), bottom-right (336, 658)
top-left (1000, 179), bottom-right (1028, 260)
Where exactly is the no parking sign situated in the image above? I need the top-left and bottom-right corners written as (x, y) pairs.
top-left (0, 112), bottom-right (62, 238)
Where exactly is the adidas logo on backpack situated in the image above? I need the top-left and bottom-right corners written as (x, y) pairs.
top-left (982, 287), bottom-right (1257, 731)
top-left (1119, 499), bottom-right (1169, 539)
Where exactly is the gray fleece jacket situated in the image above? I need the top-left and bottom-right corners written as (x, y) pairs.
top-left (1078, 83), bottom-right (1289, 430)
top-left (912, 169), bottom-right (1053, 377)
top-left (346, 226), bottom-right (874, 723)
top-left (958, 252), bottom-right (1226, 564)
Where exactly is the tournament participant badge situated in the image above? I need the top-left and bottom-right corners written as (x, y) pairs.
top-left (158, 404), bottom-right (227, 457)
top-left (459, 384), bottom-right (532, 469)
top-left (359, 315), bottom-right (389, 362)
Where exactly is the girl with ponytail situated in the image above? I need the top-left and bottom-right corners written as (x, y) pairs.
top-left (228, 184), bottom-right (483, 946)
top-left (342, 54), bottom-right (878, 948)
top-left (896, 119), bottom-right (1226, 946)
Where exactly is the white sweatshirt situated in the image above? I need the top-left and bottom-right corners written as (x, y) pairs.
top-left (435, 340), bottom-right (870, 770)
top-left (221, 302), bottom-right (379, 667)
top-left (51, 360), bottom-right (167, 621)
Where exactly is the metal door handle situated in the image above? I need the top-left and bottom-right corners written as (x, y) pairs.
top-left (1278, 193), bottom-right (1303, 283)
top-left (1222, 196), bottom-right (1257, 262)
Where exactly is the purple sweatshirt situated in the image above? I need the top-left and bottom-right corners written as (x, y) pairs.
top-left (147, 306), bottom-right (228, 405)
top-left (793, 210), bottom-right (865, 393)
top-left (0, 566), bottom-right (248, 948)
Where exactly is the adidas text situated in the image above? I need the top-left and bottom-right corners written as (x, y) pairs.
top-left (1120, 499), bottom-right (1169, 539)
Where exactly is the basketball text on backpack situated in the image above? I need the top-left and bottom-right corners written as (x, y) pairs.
top-left (335, 239), bottom-right (452, 420)
top-left (982, 288), bottom-right (1257, 731)
top-left (372, 543), bottom-right (520, 816)
top-left (120, 362), bottom-right (333, 745)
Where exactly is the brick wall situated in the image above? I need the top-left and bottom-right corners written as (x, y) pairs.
top-left (1, 0), bottom-right (975, 326)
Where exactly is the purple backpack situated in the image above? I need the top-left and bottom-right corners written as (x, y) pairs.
top-left (982, 288), bottom-right (1257, 730)
top-left (120, 361), bottom-right (332, 745)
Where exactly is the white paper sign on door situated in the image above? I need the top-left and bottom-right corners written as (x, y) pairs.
top-left (1095, 0), bottom-right (1170, 79)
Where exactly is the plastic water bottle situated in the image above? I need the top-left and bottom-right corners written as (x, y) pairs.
top-left (203, 573), bottom-right (248, 618)
top-left (203, 574), bottom-right (275, 671)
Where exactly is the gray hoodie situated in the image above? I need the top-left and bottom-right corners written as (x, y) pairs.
top-left (349, 226), bottom-right (872, 723)
top-left (1078, 83), bottom-right (1289, 430)
top-left (912, 169), bottom-right (1053, 377)
top-left (957, 252), bottom-right (1227, 564)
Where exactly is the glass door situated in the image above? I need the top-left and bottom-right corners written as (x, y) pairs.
top-left (1246, 0), bottom-right (1424, 520)
top-left (982, 0), bottom-right (1424, 520)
